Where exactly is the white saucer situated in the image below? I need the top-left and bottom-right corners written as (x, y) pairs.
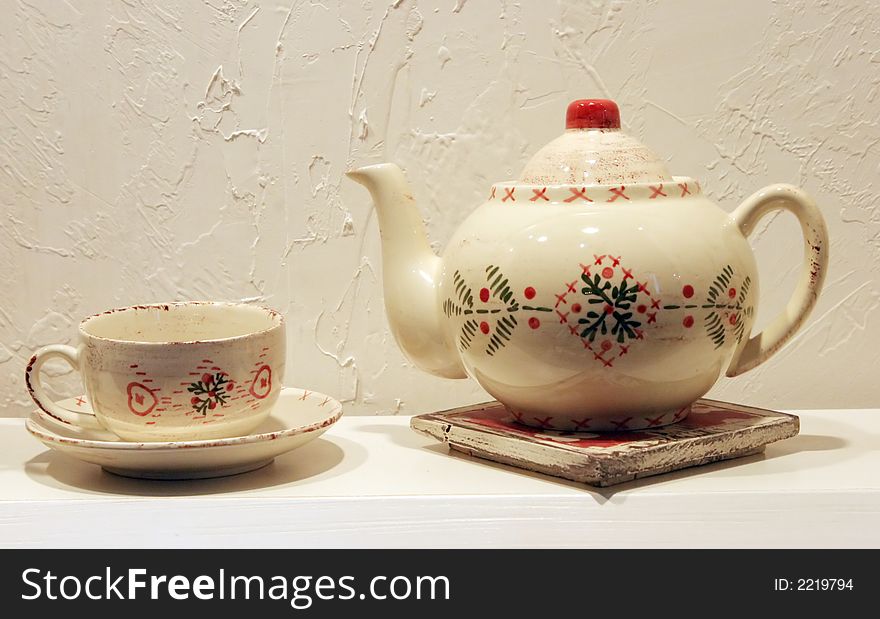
top-left (26, 388), bottom-right (343, 480)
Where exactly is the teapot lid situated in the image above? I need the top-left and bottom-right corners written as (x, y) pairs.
top-left (518, 99), bottom-right (673, 185)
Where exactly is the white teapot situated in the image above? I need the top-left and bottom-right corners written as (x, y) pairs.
top-left (348, 99), bottom-right (828, 431)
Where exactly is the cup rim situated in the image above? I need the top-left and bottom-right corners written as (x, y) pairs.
top-left (79, 301), bottom-right (284, 345)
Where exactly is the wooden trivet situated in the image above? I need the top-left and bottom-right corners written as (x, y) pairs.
top-left (410, 399), bottom-right (798, 487)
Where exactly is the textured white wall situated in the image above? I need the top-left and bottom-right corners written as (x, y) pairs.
top-left (2, 0), bottom-right (878, 418)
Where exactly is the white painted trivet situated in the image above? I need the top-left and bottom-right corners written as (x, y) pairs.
top-left (411, 399), bottom-right (799, 487)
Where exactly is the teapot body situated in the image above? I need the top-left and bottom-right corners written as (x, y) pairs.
top-left (438, 179), bottom-right (757, 430)
top-left (348, 100), bottom-right (828, 432)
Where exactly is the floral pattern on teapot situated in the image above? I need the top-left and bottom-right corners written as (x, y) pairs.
top-left (444, 259), bottom-right (754, 369)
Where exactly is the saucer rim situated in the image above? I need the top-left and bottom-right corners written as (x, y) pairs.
top-left (25, 387), bottom-right (343, 451)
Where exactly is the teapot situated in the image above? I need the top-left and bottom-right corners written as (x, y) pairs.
top-left (348, 99), bottom-right (828, 431)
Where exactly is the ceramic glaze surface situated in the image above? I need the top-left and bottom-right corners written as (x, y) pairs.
top-left (25, 303), bottom-right (285, 441)
top-left (438, 181), bottom-right (756, 429)
top-left (25, 388), bottom-right (341, 479)
top-left (349, 100), bottom-right (829, 431)
top-left (519, 100), bottom-right (672, 185)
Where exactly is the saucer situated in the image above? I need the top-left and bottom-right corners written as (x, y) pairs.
top-left (26, 387), bottom-right (343, 480)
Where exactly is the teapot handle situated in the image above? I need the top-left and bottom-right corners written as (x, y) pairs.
top-left (726, 184), bottom-right (829, 377)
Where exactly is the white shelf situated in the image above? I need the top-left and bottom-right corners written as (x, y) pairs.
top-left (1, 409), bottom-right (878, 548)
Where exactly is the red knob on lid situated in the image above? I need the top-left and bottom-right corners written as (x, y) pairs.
top-left (565, 99), bottom-right (620, 129)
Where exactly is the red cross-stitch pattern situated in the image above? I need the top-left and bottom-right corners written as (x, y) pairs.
top-left (553, 256), bottom-right (660, 368)
top-left (564, 187), bottom-right (593, 202)
top-left (484, 181), bottom-right (702, 203)
top-left (607, 186), bottom-right (629, 202)
top-left (530, 187), bottom-right (549, 201)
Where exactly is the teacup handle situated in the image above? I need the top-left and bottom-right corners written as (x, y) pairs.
top-left (25, 345), bottom-right (103, 429)
top-left (726, 184), bottom-right (829, 377)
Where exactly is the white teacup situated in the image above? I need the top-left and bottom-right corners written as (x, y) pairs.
top-left (25, 302), bottom-right (285, 442)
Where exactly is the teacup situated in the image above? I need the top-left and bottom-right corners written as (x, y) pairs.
top-left (25, 302), bottom-right (285, 441)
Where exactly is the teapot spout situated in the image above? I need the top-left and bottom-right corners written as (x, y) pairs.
top-left (347, 163), bottom-right (466, 379)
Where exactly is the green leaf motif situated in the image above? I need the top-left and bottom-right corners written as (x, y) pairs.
top-left (188, 372), bottom-right (232, 417)
top-left (578, 272), bottom-right (642, 343)
top-left (444, 266), bottom-right (551, 356)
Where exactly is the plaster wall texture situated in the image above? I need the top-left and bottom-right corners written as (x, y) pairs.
top-left (1, 0), bottom-right (878, 417)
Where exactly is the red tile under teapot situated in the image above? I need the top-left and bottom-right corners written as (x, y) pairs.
top-left (410, 399), bottom-right (798, 487)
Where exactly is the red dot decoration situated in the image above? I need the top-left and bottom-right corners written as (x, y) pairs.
top-left (528, 317), bottom-right (540, 329)
top-left (602, 267), bottom-right (614, 279)
top-left (604, 304), bottom-right (614, 314)
top-left (600, 339), bottom-right (613, 351)
top-left (729, 313), bottom-right (738, 325)
top-left (682, 285), bottom-right (694, 298)
top-left (479, 321), bottom-right (490, 334)
top-left (524, 286), bottom-right (536, 299)
top-left (683, 315), bottom-right (694, 328)
top-left (571, 303), bottom-right (582, 313)
top-left (480, 287), bottom-right (490, 302)
top-left (728, 287), bottom-right (737, 298)
top-left (637, 304), bottom-right (647, 313)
